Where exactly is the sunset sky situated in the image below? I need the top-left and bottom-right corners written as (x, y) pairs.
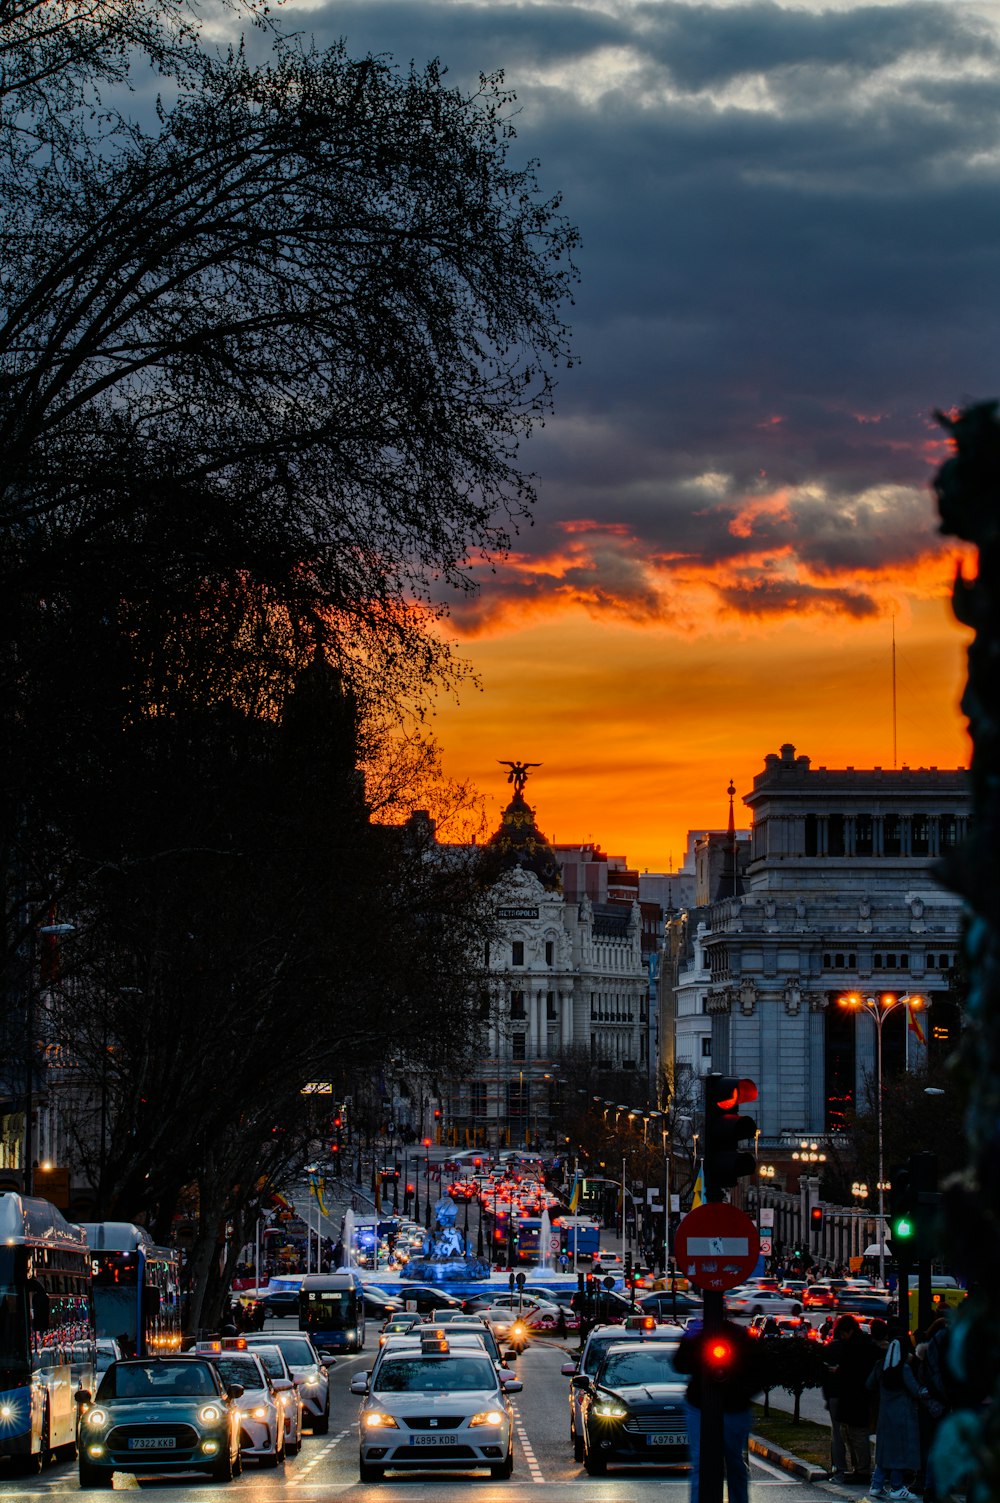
top-left (279, 0), bottom-right (990, 867)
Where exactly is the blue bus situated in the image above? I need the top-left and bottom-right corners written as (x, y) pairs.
top-left (79, 1222), bottom-right (181, 1357)
top-left (0, 1192), bottom-right (95, 1471)
top-left (298, 1271), bottom-right (365, 1352)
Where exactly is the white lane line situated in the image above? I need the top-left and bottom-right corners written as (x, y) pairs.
top-left (285, 1427), bottom-right (351, 1486)
top-left (511, 1404), bottom-right (544, 1484)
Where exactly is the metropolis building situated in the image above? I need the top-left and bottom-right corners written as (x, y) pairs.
top-left (666, 744), bottom-right (968, 1149)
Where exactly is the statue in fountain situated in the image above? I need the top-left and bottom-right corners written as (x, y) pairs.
top-left (402, 1197), bottom-right (491, 1284)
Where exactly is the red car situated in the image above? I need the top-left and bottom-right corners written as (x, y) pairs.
top-left (802, 1283), bottom-right (839, 1309)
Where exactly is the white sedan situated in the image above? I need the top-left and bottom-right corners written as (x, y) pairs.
top-left (726, 1286), bottom-right (803, 1317)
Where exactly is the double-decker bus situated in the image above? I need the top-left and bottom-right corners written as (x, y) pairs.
top-left (79, 1222), bottom-right (181, 1357)
top-left (0, 1192), bottom-right (95, 1471)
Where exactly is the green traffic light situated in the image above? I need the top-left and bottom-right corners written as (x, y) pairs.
top-left (893, 1215), bottom-right (915, 1240)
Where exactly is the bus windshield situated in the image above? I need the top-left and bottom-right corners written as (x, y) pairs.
top-left (302, 1290), bottom-right (357, 1330)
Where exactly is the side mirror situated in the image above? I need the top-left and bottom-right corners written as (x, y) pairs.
top-left (318, 1352), bottom-right (336, 1366)
top-left (75, 1389), bottom-right (92, 1406)
top-left (501, 1377), bottom-right (523, 1393)
top-left (349, 1375), bottom-right (369, 1396)
top-left (560, 1362), bottom-right (578, 1377)
top-left (502, 1349), bottom-right (519, 1363)
top-left (226, 1383), bottom-right (244, 1400)
top-left (272, 1378), bottom-right (293, 1392)
top-left (571, 1375), bottom-right (591, 1391)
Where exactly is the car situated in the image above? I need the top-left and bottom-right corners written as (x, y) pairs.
top-left (393, 1284), bottom-right (465, 1314)
top-left (833, 1291), bottom-right (894, 1318)
top-left (245, 1342), bottom-right (305, 1452)
top-left (638, 1290), bottom-right (704, 1322)
top-left (726, 1287), bottom-right (803, 1317)
top-left (197, 1344), bottom-right (287, 1465)
top-left (427, 1308), bottom-right (481, 1325)
top-left (352, 1331), bottom-right (522, 1481)
top-left (380, 1314), bottom-right (426, 1345)
top-left (476, 1305), bottom-right (533, 1353)
top-left (801, 1283), bottom-right (839, 1310)
top-left (561, 1320), bottom-right (683, 1462)
top-left (578, 1338), bottom-right (689, 1475)
top-left (243, 1331), bottom-right (333, 1434)
top-left (747, 1314), bottom-right (817, 1341)
top-left (95, 1338), bottom-right (123, 1379)
top-left (260, 1277), bottom-right (304, 1318)
top-left (420, 1322), bottom-right (519, 1382)
top-left (592, 1251), bottom-right (625, 1274)
top-left (362, 1285), bottom-right (405, 1319)
top-left (77, 1356), bottom-right (243, 1486)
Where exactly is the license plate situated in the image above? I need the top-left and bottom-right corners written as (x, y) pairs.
top-left (411, 1434), bottom-right (453, 1446)
top-left (128, 1437), bottom-right (176, 1450)
top-left (648, 1433), bottom-right (686, 1446)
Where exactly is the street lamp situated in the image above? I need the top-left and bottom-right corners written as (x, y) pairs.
top-left (838, 991), bottom-right (927, 1287)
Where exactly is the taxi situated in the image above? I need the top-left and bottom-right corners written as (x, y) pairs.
top-left (578, 1338), bottom-right (688, 1475)
top-left (244, 1332), bottom-right (333, 1433)
top-left (561, 1317), bottom-right (683, 1462)
top-left (195, 1340), bottom-right (286, 1465)
top-left (77, 1355), bottom-right (243, 1486)
top-left (247, 1342), bottom-right (304, 1452)
top-left (352, 1331), bottom-right (522, 1481)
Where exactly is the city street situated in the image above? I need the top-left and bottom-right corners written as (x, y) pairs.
top-left (0, 1323), bottom-right (860, 1501)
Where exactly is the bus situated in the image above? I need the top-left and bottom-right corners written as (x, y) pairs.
top-left (298, 1271), bottom-right (365, 1352)
top-left (0, 1192), bottom-right (95, 1471)
top-left (79, 1222), bottom-right (182, 1357)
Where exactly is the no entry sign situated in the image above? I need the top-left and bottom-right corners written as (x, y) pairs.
top-left (674, 1202), bottom-right (760, 1291)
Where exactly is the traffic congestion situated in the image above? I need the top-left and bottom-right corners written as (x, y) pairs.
top-left (0, 1147), bottom-right (961, 1501)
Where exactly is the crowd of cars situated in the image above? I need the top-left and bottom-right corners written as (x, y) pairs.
top-left (75, 1330), bottom-right (334, 1488)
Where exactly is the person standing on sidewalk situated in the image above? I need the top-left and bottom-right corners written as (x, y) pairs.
top-left (823, 1315), bottom-right (877, 1484)
top-left (866, 1328), bottom-right (922, 1501)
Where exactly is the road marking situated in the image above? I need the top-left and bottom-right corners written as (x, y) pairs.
top-left (285, 1428), bottom-right (351, 1486)
top-left (511, 1404), bottom-right (544, 1484)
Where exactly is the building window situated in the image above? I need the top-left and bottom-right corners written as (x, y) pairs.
top-left (512, 1033), bottom-right (526, 1061)
top-left (884, 814), bottom-right (901, 857)
top-left (470, 1081), bottom-right (487, 1117)
top-left (510, 991), bottom-right (525, 1020)
top-left (835, 952), bottom-right (844, 968)
top-left (546, 991), bottom-right (556, 1021)
top-left (912, 815), bottom-right (930, 856)
top-left (805, 812), bottom-right (817, 857)
top-left (701, 997), bottom-right (710, 1014)
top-left (512, 940), bottom-right (524, 966)
top-left (545, 941), bottom-right (554, 965)
top-left (701, 1037), bottom-right (712, 1057)
top-left (828, 813), bottom-right (845, 856)
top-left (940, 815), bottom-right (959, 853)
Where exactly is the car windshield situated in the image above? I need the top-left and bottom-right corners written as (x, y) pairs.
top-left (253, 1349), bottom-right (288, 1380)
top-left (599, 1348), bottom-right (679, 1386)
top-left (266, 1338), bottom-right (315, 1365)
top-left (374, 1356), bottom-right (497, 1393)
top-left (98, 1361), bottom-right (219, 1399)
top-left (582, 1338), bottom-right (620, 1375)
top-left (216, 1356), bottom-right (263, 1389)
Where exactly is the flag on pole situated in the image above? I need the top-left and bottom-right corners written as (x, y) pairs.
top-left (907, 1001), bottom-right (927, 1047)
top-left (568, 1175), bottom-right (581, 1213)
top-left (691, 1161), bottom-right (705, 1209)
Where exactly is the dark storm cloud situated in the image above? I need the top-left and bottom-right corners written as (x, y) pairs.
top-left (284, 0), bottom-right (999, 622)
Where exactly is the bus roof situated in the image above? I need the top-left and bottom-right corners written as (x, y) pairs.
top-left (77, 1221), bottom-right (175, 1258)
top-left (0, 1192), bottom-right (88, 1252)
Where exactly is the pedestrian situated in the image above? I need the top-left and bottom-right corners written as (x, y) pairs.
top-left (914, 1318), bottom-right (951, 1502)
top-left (674, 1320), bottom-right (763, 1503)
top-left (867, 1327), bottom-right (922, 1500)
top-left (823, 1314), bottom-right (877, 1484)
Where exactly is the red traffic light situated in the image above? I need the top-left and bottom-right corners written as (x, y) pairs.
top-left (422, 1137), bottom-right (432, 1148)
top-left (433, 1109), bottom-right (441, 1119)
top-left (810, 1206), bottom-right (823, 1228)
top-left (705, 1336), bottom-right (734, 1371)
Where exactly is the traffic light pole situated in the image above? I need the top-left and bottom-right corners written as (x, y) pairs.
top-left (699, 1289), bottom-right (726, 1503)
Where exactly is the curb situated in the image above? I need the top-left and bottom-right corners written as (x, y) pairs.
top-left (749, 1432), bottom-right (829, 1484)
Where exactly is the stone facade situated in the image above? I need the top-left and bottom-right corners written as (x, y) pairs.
top-left (671, 744), bottom-right (968, 1146)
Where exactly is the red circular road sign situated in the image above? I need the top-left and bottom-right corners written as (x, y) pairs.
top-left (674, 1202), bottom-right (760, 1291)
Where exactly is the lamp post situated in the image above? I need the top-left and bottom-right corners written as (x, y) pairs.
top-left (838, 991), bottom-right (926, 1287)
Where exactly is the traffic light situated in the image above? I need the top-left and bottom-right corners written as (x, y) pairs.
top-left (703, 1075), bottom-right (758, 1200)
top-left (704, 1333), bottom-right (736, 1379)
top-left (889, 1163), bottom-right (915, 1258)
top-left (906, 1152), bottom-right (941, 1261)
top-left (810, 1206), bottom-right (823, 1231)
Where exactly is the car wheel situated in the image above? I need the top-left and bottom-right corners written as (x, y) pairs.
top-left (312, 1408), bottom-right (330, 1436)
top-left (751, 1306), bottom-right (763, 1317)
top-left (584, 1447), bottom-right (607, 1475)
top-left (263, 1305), bottom-right (274, 1318)
top-left (263, 1443), bottom-right (280, 1469)
top-left (573, 1432), bottom-right (584, 1463)
top-left (490, 1448), bottom-right (514, 1479)
top-left (359, 1458), bottom-right (384, 1482)
top-left (79, 1461), bottom-right (110, 1489)
top-left (210, 1445), bottom-right (235, 1482)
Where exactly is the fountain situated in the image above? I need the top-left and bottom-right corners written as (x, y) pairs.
top-left (402, 1195), bottom-right (491, 1284)
top-left (341, 1207), bottom-right (355, 1269)
top-left (537, 1208), bottom-right (552, 1273)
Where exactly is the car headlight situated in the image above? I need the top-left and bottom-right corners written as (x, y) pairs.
top-left (592, 1401), bottom-right (628, 1419)
top-left (85, 1409), bottom-right (108, 1429)
top-left (511, 1322), bottom-right (527, 1339)
top-left (363, 1411), bottom-right (399, 1429)
top-left (469, 1410), bottom-right (505, 1427)
top-left (200, 1405), bottom-right (223, 1423)
top-left (250, 1406), bottom-right (268, 1420)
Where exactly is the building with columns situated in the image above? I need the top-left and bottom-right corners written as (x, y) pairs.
top-left (668, 743), bottom-right (968, 1155)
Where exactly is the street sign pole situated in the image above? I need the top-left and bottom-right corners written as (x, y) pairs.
top-left (700, 1288), bottom-right (726, 1503)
